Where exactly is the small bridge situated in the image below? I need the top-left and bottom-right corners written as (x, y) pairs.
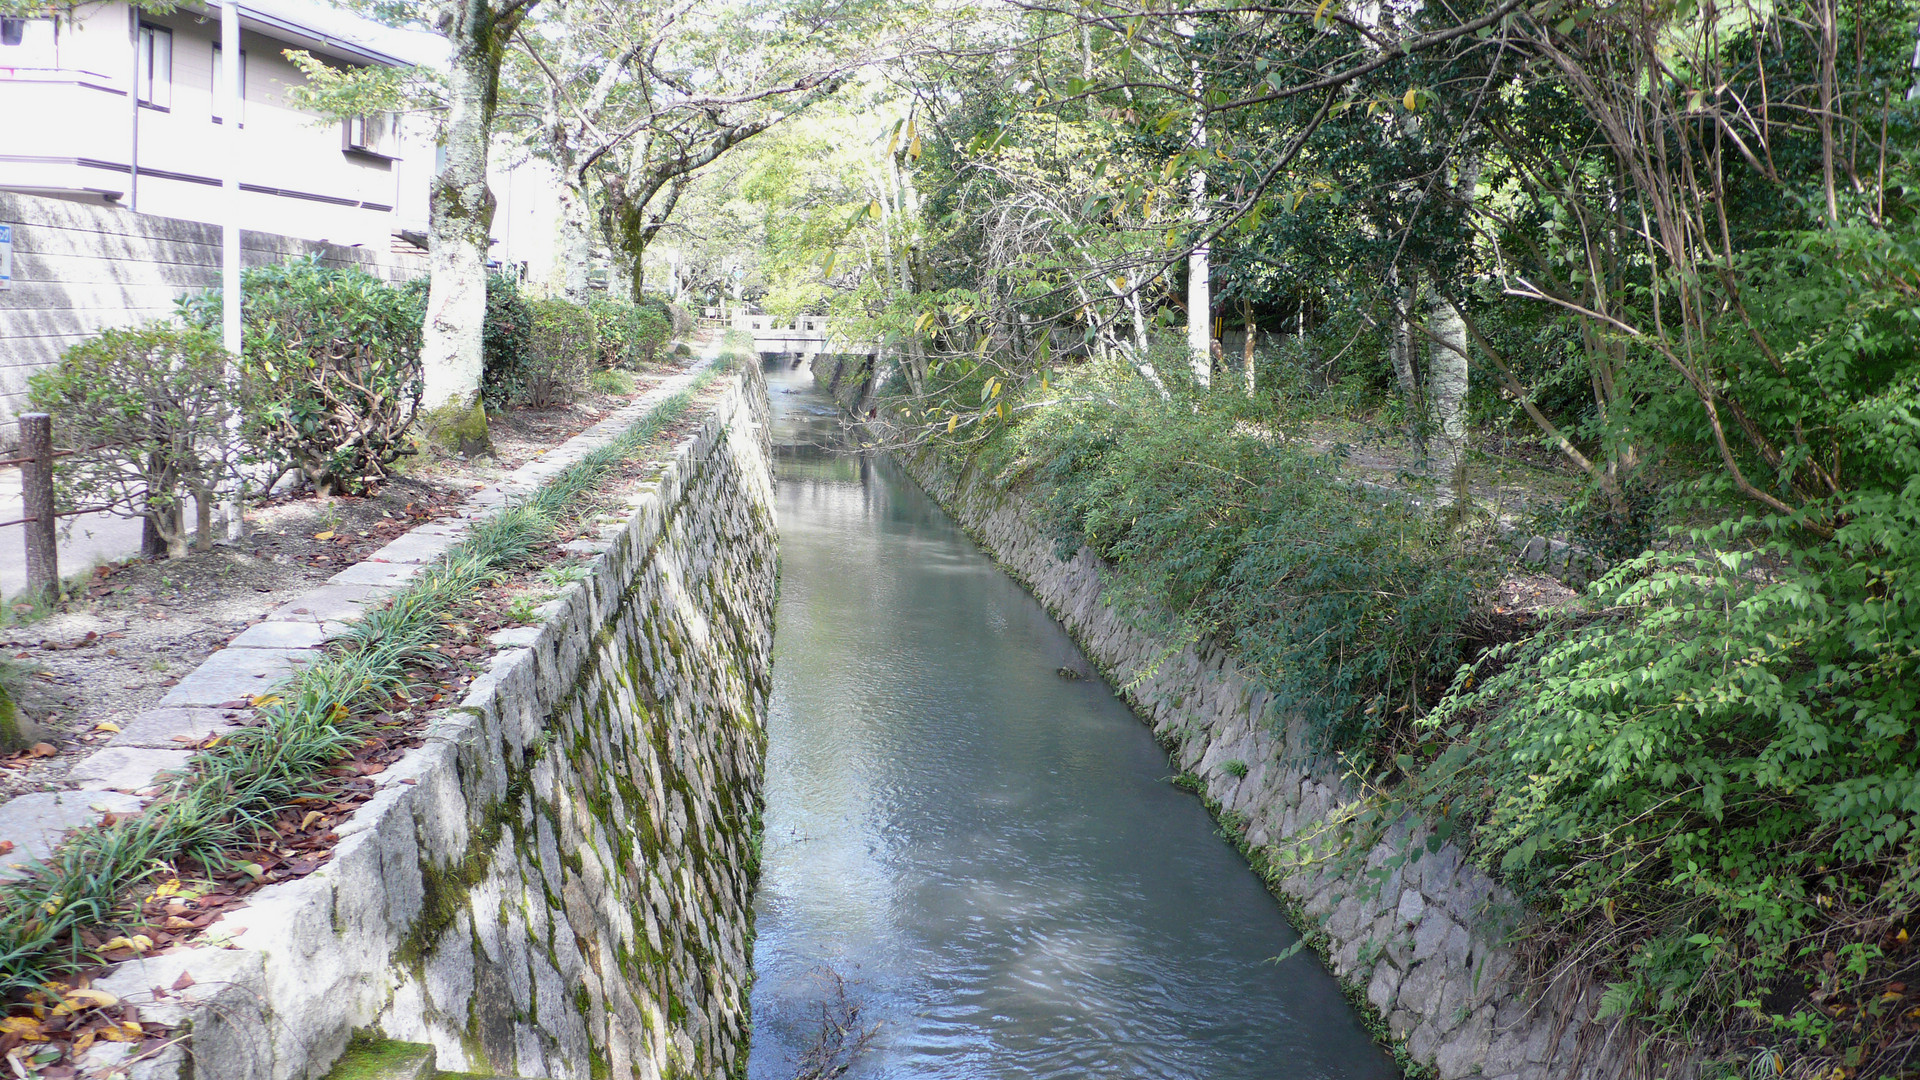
top-left (736, 312), bottom-right (869, 357)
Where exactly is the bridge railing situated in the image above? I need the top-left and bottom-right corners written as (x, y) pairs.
top-left (734, 312), bottom-right (831, 335)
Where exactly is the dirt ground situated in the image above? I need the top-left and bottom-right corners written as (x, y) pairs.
top-left (0, 377), bottom-right (667, 800)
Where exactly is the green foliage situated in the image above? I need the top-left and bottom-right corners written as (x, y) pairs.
top-left (481, 272), bottom-right (536, 411)
top-left (522, 299), bottom-right (594, 407)
top-left (1420, 226), bottom-right (1920, 1071)
top-left (993, 357), bottom-right (1476, 755)
top-left (27, 323), bottom-right (240, 558)
top-left (590, 368), bottom-right (636, 395)
top-left (190, 259), bottom-right (424, 496)
top-left (589, 298), bottom-right (673, 369)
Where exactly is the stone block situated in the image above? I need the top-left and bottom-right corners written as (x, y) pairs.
top-left (329, 561), bottom-right (423, 588)
top-left (268, 583), bottom-right (392, 624)
top-left (226, 621), bottom-right (333, 650)
top-left (1368, 961), bottom-right (1403, 1014)
top-left (158, 648), bottom-right (311, 707)
top-left (0, 790), bottom-right (142, 872)
top-left (67, 747), bottom-right (193, 791)
top-left (107, 707), bottom-right (237, 749)
top-left (1397, 886), bottom-right (1427, 925)
top-left (366, 530), bottom-right (462, 565)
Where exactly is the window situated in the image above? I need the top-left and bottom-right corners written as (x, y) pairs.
top-left (135, 24), bottom-right (171, 109)
top-left (2, 16), bottom-right (55, 54)
top-left (343, 113), bottom-right (396, 157)
top-left (211, 44), bottom-right (245, 123)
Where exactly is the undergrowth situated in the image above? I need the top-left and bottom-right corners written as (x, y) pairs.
top-left (0, 359), bottom-right (733, 997)
top-left (969, 356), bottom-right (1482, 760)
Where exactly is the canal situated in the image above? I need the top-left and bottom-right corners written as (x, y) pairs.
top-left (747, 357), bottom-right (1397, 1080)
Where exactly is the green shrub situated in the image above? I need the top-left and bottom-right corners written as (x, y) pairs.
top-left (28, 323), bottom-right (241, 557)
top-left (481, 272), bottom-right (535, 410)
top-left (200, 259), bottom-right (423, 496)
top-left (521, 299), bottom-right (593, 407)
top-left (1416, 226), bottom-right (1920, 1071)
top-left (993, 357), bottom-right (1475, 755)
top-left (587, 298), bottom-right (672, 369)
top-left (589, 368), bottom-right (635, 395)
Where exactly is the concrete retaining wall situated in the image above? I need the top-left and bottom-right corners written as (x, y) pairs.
top-left (817, 358), bottom-right (1649, 1080)
top-left (95, 366), bottom-right (776, 1080)
top-left (0, 191), bottom-right (424, 426)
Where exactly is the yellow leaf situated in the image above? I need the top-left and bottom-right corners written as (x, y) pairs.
top-left (0, 1017), bottom-right (43, 1039)
top-left (94, 721), bottom-right (121, 734)
top-left (101, 933), bottom-right (156, 955)
top-left (300, 810), bottom-right (323, 831)
top-left (867, 200), bottom-right (882, 221)
top-left (1404, 88), bottom-right (1419, 111)
top-left (313, 531), bottom-right (335, 541)
top-left (73, 1030), bottom-right (96, 1055)
top-left (250, 694), bottom-right (283, 707)
top-left (53, 987), bottom-right (118, 1015)
top-left (1313, 0), bottom-right (1334, 20)
top-left (152, 878), bottom-right (180, 898)
top-left (908, 134), bottom-right (922, 161)
top-left (946, 415), bottom-right (957, 434)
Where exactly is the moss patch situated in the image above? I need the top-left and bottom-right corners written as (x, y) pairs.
top-left (323, 1034), bottom-right (434, 1080)
top-left (421, 396), bottom-right (494, 458)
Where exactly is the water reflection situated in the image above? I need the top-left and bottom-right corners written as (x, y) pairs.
top-left (749, 357), bottom-right (1398, 1080)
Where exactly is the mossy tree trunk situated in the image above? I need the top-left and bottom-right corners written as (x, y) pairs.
top-left (421, 0), bottom-right (533, 433)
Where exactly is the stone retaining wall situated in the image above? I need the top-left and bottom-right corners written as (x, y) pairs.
top-left (817, 359), bottom-right (1651, 1080)
top-left (94, 366), bottom-right (777, 1080)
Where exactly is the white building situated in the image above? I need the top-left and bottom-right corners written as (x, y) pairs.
top-left (0, 0), bottom-right (450, 251)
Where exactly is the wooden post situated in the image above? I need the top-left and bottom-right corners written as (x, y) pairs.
top-left (20, 413), bottom-right (57, 604)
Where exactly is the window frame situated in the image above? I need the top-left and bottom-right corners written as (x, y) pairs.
top-left (135, 23), bottom-right (173, 110)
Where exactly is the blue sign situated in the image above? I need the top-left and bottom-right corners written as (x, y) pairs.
top-left (0, 224), bottom-right (11, 291)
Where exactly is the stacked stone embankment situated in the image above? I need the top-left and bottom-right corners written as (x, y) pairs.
top-left (818, 357), bottom-right (1649, 1080)
top-left (89, 366), bottom-right (778, 1080)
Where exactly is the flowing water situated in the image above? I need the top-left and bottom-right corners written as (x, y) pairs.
top-left (747, 358), bottom-right (1398, 1080)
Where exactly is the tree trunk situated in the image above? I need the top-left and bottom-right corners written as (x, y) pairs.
top-left (1388, 265), bottom-right (1422, 435)
top-left (1186, 60), bottom-right (1212, 388)
top-left (1242, 297), bottom-right (1256, 397)
top-left (1425, 293), bottom-right (1469, 481)
top-left (1425, 151), bottom-right (1481, 491)
top-left (556, 176), bottom-right (594, 303)
top-left (422, 0), bottom-right (511, 418)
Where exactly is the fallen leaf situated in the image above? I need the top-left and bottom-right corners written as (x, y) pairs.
top-left (27, 743), bottom-right (56, 758)
top-left (313, 531), bottom-right (335, 541)
top-left (54, 988), bottom-right (118, 1013)
top-left (171, 971), bottom-right (195, 991)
